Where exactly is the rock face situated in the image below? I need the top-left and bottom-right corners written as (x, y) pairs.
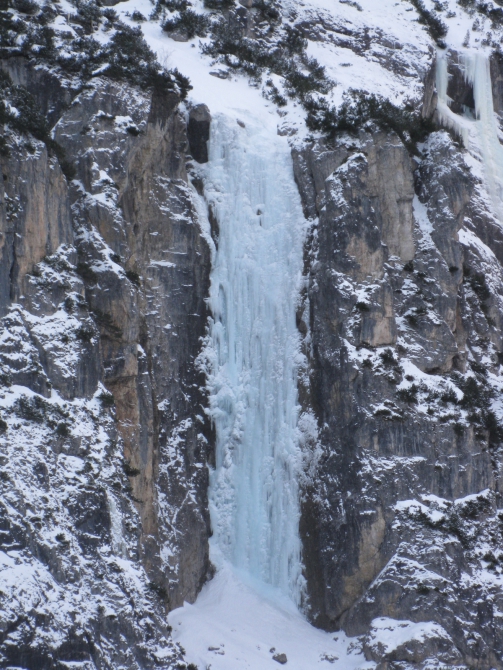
top-left (295, 55), bottom-right (503, 668)
top-left (53, 79), bottom-right (213, 609)
top-left (0, 61), bottom-right (212, 666)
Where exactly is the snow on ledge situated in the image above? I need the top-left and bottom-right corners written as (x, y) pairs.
top-left (365, 617), bottom-right (452, 655)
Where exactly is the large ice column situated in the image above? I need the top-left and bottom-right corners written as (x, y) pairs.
top-left (204, 114), bottom-right (306, 605)
top-left (436, 50), bottom-right (503, 222)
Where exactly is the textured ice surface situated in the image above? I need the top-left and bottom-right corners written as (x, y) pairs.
top-left (464, 52), bottom-right (503, 224)
top-left (203, 113), bottom-right (306, 604)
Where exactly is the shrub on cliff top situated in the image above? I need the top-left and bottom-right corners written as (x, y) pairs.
top-left (20, 23), bottom-right (57, 59)
top-left (163, 9), bottom-right (209, 38)
top-left (202, 20), bottom-right (331, 96)
top-left (1, 0), bottom-right (192, 100)
top-left (0, 6), bottom-right (28, 51)
top-left (87, 25), bottom-right (191, 98)
top-left (204, 0), bottom-right (234, 9)
top-left (458, 0), bottom-right (503, 28)
top-left (305, 90), bottom-right (435, 153)
top-left (253, 0), bottom-right (280, 21)
top-left (72, 0), bottom-right (103, 34)
top-left (49, 23), bottom-right (191, 99)
top-left (403, 0), bottom-right (448, 46)
top-left (12, 0), bottom-right (38, 14)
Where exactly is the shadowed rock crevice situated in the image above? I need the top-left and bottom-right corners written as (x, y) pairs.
top-left (187, 103), bottom-right (211, 163)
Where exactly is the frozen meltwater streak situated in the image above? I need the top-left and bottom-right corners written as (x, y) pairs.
top-left (108, 492), bottom-right (126, 558)
top-left (437, 51), bottom-right (503, 222)
top-left (204, 114), bottom-right (305, 605)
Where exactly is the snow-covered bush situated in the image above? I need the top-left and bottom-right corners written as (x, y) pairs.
top-left (305, 90), bottom-right (435, 153)
top-left (1, 0), bottom-right (192, 100)
top-left (458, 0), bottom-right (503, 28)
top-left (204, 0), bottom-right (235, 10)
top-left (73, 0), bottom-right (103, 34)
top-left (162, 9), bottom-right (210, 38)
top-left (202, 18), bottom-right (330, 97)
top-left (11, 0), bottom-right (37, 14)
top-left (405, 0), bottom-right (448, 46)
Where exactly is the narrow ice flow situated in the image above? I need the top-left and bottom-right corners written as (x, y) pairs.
top-left (202, 113), bottom-right (306, 605)
top-left (108, 492), bottom-right (126, 558)
top-left (437, 51), bottom-right (503, 223)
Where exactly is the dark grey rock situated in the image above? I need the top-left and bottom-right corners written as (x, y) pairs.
top-left (188, 104), bottom-right (211, 163)
top-left (446, 51), bottom-right (475, 115)
top-left (273, 652), bottom-right (288, 664)
top-left (0, 58), bottom-right (76, 127)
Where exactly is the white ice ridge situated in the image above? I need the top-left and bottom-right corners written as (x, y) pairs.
top-left (203, 113), bottom-right (306, 605)
top-left (437, 50), bottom-right (503, 224)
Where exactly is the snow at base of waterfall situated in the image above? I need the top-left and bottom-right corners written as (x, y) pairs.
top-left (168, 558), bottom-right (373, 670)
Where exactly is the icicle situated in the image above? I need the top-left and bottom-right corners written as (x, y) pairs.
top-left (435, 51), bottom-right (470, 145)
top-left (204, 114), bottom-right (306, 605)
top-left (436, 51), bottom-right (450, 111)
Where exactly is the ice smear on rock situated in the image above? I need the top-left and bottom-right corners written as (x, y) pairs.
top-left (202, 113), bottom-right (306, 604)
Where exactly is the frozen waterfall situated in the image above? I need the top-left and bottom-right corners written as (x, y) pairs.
top-left (202, 114), bottom-right (306, 605)
top-left (437, 50), bottom-right (503, 222)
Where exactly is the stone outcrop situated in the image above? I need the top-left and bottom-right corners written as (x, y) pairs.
top-left (187, 103), bottom-right (211, 164)
top-left (0, 137), bottom-right (72, 319)
top-left (52, 78), bottom-right (213, 609)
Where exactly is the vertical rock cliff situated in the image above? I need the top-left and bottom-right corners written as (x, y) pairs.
top-left (295, 51), bottom-right (503, 668)
top-left (0, 57), bottom-right (212, 666)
